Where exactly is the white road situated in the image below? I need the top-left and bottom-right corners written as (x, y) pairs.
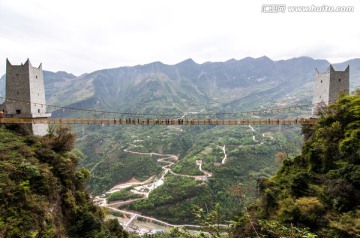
top-left (99, 143), bottom-right (227, 235)
top-left (248, 125), bottom-right (256, 132)
top-left (221, 145), bottom-right (227, 164)
top-left (106, 207), bottom-right (228, 230)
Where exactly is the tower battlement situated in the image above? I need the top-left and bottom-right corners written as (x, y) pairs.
top-left (0, 59), bottom-right (51, 135)
top-left (312, 65), bottom-right (349, 115)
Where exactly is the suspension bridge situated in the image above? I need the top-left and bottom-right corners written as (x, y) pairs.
top-left (1, 59), bottom-right (349, 130)
top-left (0, 96), bottom-right (320, 126)
top-left (0, 117), bottom-right (318, 125)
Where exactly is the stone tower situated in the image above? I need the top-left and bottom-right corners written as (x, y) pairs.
top-left (312, 65), bottom-right (349, 115)
top-left (0, 59), bottom-right (51, 136)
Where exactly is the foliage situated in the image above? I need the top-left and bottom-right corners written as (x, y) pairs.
top-left (74, 114), bottom-right (302, 225)
top-left (46, 125), bottom-right (76, 153)
top-left (53, 59), bottom-right (341, 232)
top-left (169, 203), bottom-right (236, 238)
top-left (192, 203), bottom-right (235, 238)
top-left (234, 92), bottom-right (360, 237)
top-left (257, 220), bottom-right (317, 238)
top-left (0, 126), bottom-right (128, 237)
top-left (106, 188), bottom-right (143, 202)
top-left (328, 210), bottom-right (360, 237)
top-left (128, 175), bottom-right (213, 224)
top-left (274, 151), bottom-right (287, 164)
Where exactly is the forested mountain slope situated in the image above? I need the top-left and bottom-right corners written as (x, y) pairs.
top-left (234, 90), bottom-right (360, 237)
top-left (0, 126), bottom-right (127, 237)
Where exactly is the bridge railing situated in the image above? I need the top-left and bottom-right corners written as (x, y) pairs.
top-left (0, 118), bottom-right (319, 125)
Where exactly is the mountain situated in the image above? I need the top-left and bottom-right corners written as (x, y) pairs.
top-left (1, 56), bottom-right (359, 114)
top-left (48, 57), bottom-right (322, 113)
top-left (1, 56), bottom-right (359, 226)
top-left (0, 70), bottom-right (80, 105)
top-left (333, 58), bottom-right (360, 89)
top-left (45, 57), bottom-right (359, 117)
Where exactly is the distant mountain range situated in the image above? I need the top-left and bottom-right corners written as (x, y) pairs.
top-left (1, 56), bottom-right (359, 115)
top-left (2, 56), bottom-right (358, 223)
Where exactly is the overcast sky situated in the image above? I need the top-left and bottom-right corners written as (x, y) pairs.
top-left (0, 0), bottom-right (359, 76)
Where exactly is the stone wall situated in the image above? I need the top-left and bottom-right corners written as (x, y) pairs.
top-left (4, 59), bottom-right (32, 117)
top-left (312, 65), bottom-right (349, 115)
top-left (1, 59), bottom-right (51, 136)
top-left (312, 68), bottom-right (330, 115)
top-left (329, 65), bottom-right (349, 103)
top-left (29, 62), bottom-right (48, 116)
top-left (31, 123), bottom-right (49, 136)
top-left (4, 59), bottom-right (51, 118)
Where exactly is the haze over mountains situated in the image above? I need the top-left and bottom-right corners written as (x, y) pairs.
top-left (2, 56), bottom-right (359, 116)
top-left (1, 56), bottom-right (359, 228)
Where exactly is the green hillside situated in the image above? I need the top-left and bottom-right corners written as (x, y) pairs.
top-left (234, 90), bottom-right (360, 237)
top-left (2, 57), bottom-right (359, 232)
top-left (49, 57), bottom-right (359, 225)
top-left (0, 126), bottom-right (127, 238)
top-left (75, 122), bottom-right (302, 224)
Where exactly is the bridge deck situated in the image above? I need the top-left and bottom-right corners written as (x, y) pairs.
top-left (0, 118), bottom-right (318, 125)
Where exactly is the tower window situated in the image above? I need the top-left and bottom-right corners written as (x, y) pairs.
top-left (321, 80), bottom-right (323, 83)
top-left (339, 78), bottom-right (341, 82)
top-left (38, 109), bottom-right (40, 113)
top-left (16, 110), bottom-right (21, 114)
top-left (36, 76), bottom-right (38, 78)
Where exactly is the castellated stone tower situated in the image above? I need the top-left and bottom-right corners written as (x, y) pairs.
top-left (312, 65), bottom-right (349, 116)
top-left (0, 59), bottom-right (51, 136)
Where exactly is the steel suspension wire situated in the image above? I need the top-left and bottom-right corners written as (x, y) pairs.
top-left (0, 117), bottom-right (319, 125)
top-left (0, 96), bottom-right (331, 120)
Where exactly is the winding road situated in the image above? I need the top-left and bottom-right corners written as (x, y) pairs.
top-left (124, 145), bottom-right (212, 184)
top-left (97, 143), bottom-right (227, 234)
top-left (106, 207), bottom-right (228, 230)
top-left (221, 145), bottom-right (227, 164)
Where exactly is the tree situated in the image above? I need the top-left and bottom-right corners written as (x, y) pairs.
top-left (274, 152), bottom-right (288, 165)
top-left (45, 125), bottom-right (76, 153)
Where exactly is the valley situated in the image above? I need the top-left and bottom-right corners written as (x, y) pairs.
top-left (81, 120), bottom-right (301, 226)
top-left (42, 57), bottom-right (359, 227)
top-left (1, 0), bottom-right (359, 235)
top-left (1, 56), bottom-right (359, 235)
top-left (93, 138), bottom-right (234, 235)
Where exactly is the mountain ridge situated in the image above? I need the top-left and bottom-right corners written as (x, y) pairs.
top-left (1, 56), bottom-right (359, 115)
top-left (47, 56), bottom-right (357, 115)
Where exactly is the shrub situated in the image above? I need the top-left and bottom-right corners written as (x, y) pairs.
top-left (295, 197), bottom-right (325, 226)
top-left (291, 172), bottom-right (312, 197)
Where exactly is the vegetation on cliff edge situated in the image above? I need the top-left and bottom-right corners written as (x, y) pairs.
top-left (234, 90), bottom-right (360, 237)
top-left (0, 126), bottom-right (128, 237)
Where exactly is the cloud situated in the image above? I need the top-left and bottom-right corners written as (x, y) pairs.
top-left (0, 0), bottom-right (359, 75)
